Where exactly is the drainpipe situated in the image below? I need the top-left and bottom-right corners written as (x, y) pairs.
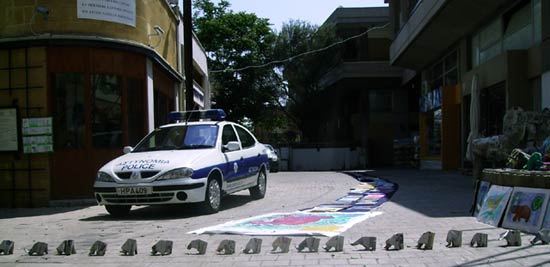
top-left (183, 0), bottom-right (194, 110)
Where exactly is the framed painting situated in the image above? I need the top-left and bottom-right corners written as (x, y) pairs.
top-left (477, 185), bottom-right (513, 227)
top-left (474, 181), bottom-right (491, 216)
top-left (502, 187), bottom-right (550, 233)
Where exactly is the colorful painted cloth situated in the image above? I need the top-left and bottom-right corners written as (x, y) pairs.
top-left (188, 211), bottom-right (382, 236)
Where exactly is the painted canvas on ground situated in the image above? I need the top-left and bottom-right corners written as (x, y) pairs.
top-left (474, 181), bottom-right (491, 216)
top-left (188, 211), bottom-right (382, 236)
top-left (502, 187), bottom-right (550, 233)
top-left (307, 204), bottom-right (349, 212)
top-left (335, 194), bottom-right (362, 204)
top-left (477, 185), bottom-right (513, 226)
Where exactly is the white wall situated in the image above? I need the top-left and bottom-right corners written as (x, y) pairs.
top-left (146, 58), bottom-right (155, 132)
top-left (543, 71), bottom-right (550, 109)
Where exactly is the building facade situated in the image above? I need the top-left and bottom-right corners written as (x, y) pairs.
top-left (317, 7), bottom-right (418, 167)
top-left (388, 0), bottom-right (548, 170)
top-left (0, 0), bottom-right (210, 207)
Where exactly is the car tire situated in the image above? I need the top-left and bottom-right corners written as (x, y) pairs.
top-left (249, 170), bottom-right (267, 199)
top-left (105, 205), bottom-right (131, 217)
top-left (200, 178), bottom-right (221, 214)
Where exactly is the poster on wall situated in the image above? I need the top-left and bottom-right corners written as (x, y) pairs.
top-left (22, 117), bottom-right (53, 154)
top-left (477, 185), bottom-right (513, 227)
top-left (0, 107), bottom-right (20, 152)
top-left (502, 187), bottom-right (550, 233)
top-left (77, 0), bottom-right (136, 27)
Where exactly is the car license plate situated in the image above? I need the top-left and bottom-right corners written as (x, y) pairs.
top-left (116, 187), bottom-right (152, 196)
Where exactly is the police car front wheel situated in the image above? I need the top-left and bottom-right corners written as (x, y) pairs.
top-left (200, 178), bottom-right (221, 214)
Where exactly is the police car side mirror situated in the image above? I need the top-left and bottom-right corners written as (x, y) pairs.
top-left (223, 141), bottom-right (240, 152)
top-left (123, 146), bottom-right (133, 154)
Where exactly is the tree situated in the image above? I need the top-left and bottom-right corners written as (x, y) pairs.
top-left (273, 20), bottom-right (340, 142)
top-left (192, 0), bottom-right (283, 132)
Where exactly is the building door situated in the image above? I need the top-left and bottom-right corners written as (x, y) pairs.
top-left (48, 47), bottom-right (149, 200)
top-left (51, 73), bottom-right (126, 199)
top-left (442, 85), bottom-right (461, 170)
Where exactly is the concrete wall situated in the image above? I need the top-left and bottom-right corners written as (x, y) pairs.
top-left (278, 146), bottom-right (365, 171)
top-left (0, 0), bottom-right (179, 68)
top-left (0, 47), bottom-right (50, 207)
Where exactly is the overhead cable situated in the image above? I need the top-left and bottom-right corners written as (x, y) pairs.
top-left (210, 23), bottom-right (389, 73)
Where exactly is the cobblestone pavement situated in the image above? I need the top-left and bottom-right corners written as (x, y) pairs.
top-left (0, 169), bottom-right (549, 267)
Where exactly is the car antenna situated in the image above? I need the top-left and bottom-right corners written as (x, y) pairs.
top-left (185, 104), bottom-right (198, 126)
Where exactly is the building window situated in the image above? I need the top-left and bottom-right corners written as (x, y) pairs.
top-left (369, 90), bottom-right (393, 112)
top-left (154, 90), bottom-right (172, 128)
top-left (127, 78), bottom-right (145, 146)
top-left (480, 82), bottom-right (506, 137)
top-left (471, 0), bottom-right (540, 68)
top-left (533, 0), bottom-right (541, 44)
top-left (53, 73), bottom-right (86, 149)
top-left (91, 74), bottom-right (122, 148)
top-left (429, 51), bottom-right (458, 89)
top-left (503, 2), bottom-right (533, 50)
top-left (408, 0), bottom-right (422, 17)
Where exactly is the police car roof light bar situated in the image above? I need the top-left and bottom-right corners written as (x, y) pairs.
top-left (169, 109), bottom-right (226, 122)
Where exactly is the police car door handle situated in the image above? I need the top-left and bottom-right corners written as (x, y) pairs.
top-left (240, 157), bottom-right (244, 161)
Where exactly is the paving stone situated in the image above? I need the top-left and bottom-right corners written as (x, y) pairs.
top-left (0, 170), bottom-right (547, 266)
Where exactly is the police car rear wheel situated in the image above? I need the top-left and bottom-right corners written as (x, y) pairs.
top-left (201, 178), bottom-right (221, 214)
top-left (105, 205), bottom-right (131, 217)
top-left (250, 170), bottom-right (266, 199)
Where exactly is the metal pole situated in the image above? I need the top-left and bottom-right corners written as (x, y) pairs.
top-left (183, 0), bottom-right (194, 110)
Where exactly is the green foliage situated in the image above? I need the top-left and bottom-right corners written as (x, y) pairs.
top-left (192, 1), bottom-right (340, 144)
top-left (193, 0), bottom-right (282, 131)
top-left (273, 20), bottom-right (340, 142)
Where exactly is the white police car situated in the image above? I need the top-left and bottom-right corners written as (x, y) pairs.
top-left (93, 109), bottom-right (269, 217)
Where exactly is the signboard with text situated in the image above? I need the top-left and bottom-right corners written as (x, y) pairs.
top-left (77, 0), bottom-right (136, 27)
top-left (22, 117), bottom-right (53, 154)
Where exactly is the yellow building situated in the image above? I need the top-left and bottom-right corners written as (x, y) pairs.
top-left (0, 0), bottom-right (209, 207)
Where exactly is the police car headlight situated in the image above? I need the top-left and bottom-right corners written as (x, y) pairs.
top-left (156, 167), bottom-right (194, 181)
top-left (96, 172), bottom-right (114, 182)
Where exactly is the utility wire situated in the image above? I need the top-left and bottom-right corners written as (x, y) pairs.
top-left (210, 23), bottom-right (389, 74)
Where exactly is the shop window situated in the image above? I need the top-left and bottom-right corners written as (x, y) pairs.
top-left (53, 73), bottom-right (86, 149)
top-left (127, 78), bottom-right (145, 146)
top-left (91, 74), bottom-right (122, 148)
top-left (426, 108), bottom-right (442, 156)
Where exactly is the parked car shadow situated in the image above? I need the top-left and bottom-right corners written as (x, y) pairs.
top-left (79, 194), bottom-right (254, 221)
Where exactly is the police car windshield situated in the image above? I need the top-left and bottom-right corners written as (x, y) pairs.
top-left (133, 125), bottom-right (218, 152)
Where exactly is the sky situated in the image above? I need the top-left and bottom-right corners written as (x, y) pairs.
top-left (181, 0), bottom-right (388, 30)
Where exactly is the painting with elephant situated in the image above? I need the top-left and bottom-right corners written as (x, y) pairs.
top-left (502, 187), bottom-right (550, 233)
